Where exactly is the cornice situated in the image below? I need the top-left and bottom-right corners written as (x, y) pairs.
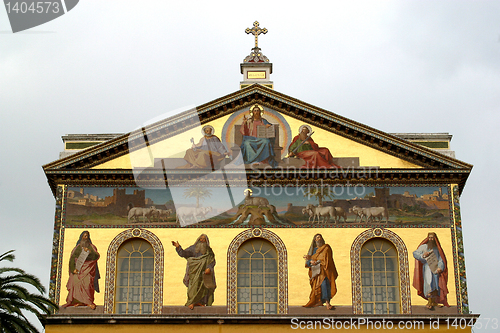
top-left (44, 168), bottom-right (470, 198)
top-left (45, 314), bottom-right (480, 326)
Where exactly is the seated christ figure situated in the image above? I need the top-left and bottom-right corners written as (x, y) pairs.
top-left (238, 105), bottom-right (278, 168)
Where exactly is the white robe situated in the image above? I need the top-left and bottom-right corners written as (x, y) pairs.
top-left (413, 244), bottom-right (444, 297)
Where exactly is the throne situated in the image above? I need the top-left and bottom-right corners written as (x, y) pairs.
top-left (231, 124), bottom-right (283, 162)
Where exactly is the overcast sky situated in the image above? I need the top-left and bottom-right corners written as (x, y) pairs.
top-left (1, 0), bottom-right (499, 331)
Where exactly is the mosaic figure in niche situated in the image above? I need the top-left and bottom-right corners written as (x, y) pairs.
top-left (413, 232), bottom-right (450, 310)
top-left (288, 125), bottom-right (340, 169)
top-left (303, 234), bottom-right (338, 309)
top-left (179, 125), bottom-right (229, 169)
top-left (172, 234), bottom-right (216, 309)
top-left (238, 105), bottom-right (278, 168)
top-left (63, 231), bottom-right (100, 310)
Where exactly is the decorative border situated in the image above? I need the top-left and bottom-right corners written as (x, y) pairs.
top-left (60, 184), bottom-right (453, 230)
top-left (103, 228), bottom-right (164, 314)
top-left (452, 184), bottom-right (469, 314)
top-left (227, 228), bottom-right (288, 314)
top-left (49, 184), bottom-right (65, 305)
top-left (351, 228), bottom-right (412, 314)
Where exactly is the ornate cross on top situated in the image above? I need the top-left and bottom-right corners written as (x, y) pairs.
top-left (245, 21), bottom-right (268, 48)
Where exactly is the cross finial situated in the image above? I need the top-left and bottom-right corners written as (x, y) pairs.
top-left (245, 21), bottom-right (268, 48)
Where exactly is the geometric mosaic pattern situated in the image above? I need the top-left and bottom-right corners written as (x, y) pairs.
top-left (103, 228), bottom-right (164, 314)
top-left (50, 184), bottom-right (65, 305)
top-left (227, 228), bottom-right (288, 314)
top-left (452, 184), bottom-right (469, 314)
top-left (351, 228), bottom-right (412, 314)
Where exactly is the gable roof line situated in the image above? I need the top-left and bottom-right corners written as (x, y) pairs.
top-left (238, 86), bottom-right (471, 169)
top-left (43, 84), bottom-right (472, 171)
top-left (192, 84), bottom-right (471, 169)
top-left (246, 88), bottom-right (470, 169)
top-left (42, 88), bottom-right (265, 170)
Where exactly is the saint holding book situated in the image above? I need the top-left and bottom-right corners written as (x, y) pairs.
top-left (303, 234), bottom-right (338, 310)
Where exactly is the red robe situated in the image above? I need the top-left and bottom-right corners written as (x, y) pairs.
top-left (64, 244), bottom-right (100, 307)
top-left (413, 237), bottom-right (450, 307)
top-left (290, 135), bottom-right (340, 169)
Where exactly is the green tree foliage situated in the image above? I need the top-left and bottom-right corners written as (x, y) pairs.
top-left (0, 250), bottom-right (58, 333)
top-left (303, 186), bottom-right (334, 206)
top-left (402, 203), bottom-right (427, 215)
top-left (183, 187), bottom-right (212, 208)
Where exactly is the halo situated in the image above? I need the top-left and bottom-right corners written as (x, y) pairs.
top-left (201, 125), bottom-right (215, 136)
top-left (243, 189), bottom-right (253, 196)
top-left (249, 104), bottom-right (264, 117)
top-left (299, 124), bottom-right (313, 134)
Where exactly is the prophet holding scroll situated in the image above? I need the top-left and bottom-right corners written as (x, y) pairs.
top-left (63, 231), bottom-right (100, 309)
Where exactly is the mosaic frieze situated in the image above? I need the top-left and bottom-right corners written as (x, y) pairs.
top-left (63, 185), bottom-right (451, 228)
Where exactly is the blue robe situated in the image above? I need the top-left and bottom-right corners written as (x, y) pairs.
top-left (413, 244), bottom-right (444, 297)
top-left (306, 247), bottom-right (332, 303)
top-left (238, 118), bottom-right (278, 168)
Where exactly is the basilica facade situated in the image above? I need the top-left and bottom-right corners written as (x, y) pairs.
top-left (43, 22), bottom-right (477, 332)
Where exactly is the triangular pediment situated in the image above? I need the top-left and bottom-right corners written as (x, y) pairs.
top-left (43, 84), bottom-right (472, 194)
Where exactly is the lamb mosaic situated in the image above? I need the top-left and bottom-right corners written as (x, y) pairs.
top-left (64, 185), bottom-right (451, 227)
